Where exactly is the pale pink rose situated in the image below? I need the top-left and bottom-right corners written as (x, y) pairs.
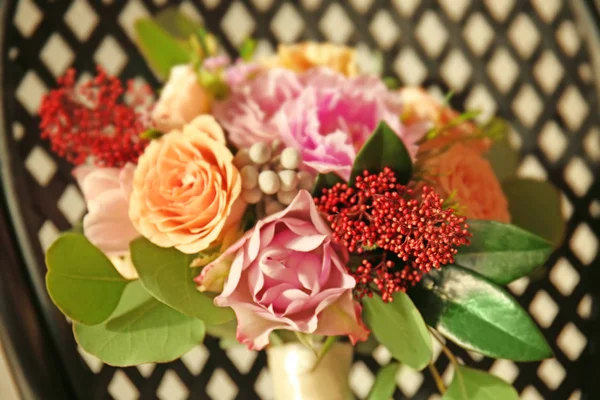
top-left (424, 143), bottom-right (510, 223)
top-left (197, 190), bottom-right (369, 350)
top-left (73, 163), bottom-right (139, 258)
top-left (152, 65), bottom-right (213, 132)
top-left (129, 115), bottom-right (242, 254)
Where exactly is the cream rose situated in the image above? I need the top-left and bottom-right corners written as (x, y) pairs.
top-left (129, 115), bottom-right (241, 253)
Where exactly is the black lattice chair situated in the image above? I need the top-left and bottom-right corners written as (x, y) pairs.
top-left (0, 0), bottom-right (599, 399)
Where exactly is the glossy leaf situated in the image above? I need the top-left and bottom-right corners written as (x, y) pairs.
top-left (46, 233), bottom-right (128, 325)
top-left (134, 19), bottom-right (191, 80)
top-left (410, 265), bottom-right (552, 361)
top-left (454, 220), bottom-right (553, 285)
top-left (443, 366), bottom-right (519, 400)
top-left (312, 172), bottom-right (345, 197)
top-left (74, 281), bottom-right (205, 366)
top-left (349, 121), bottom-right (413, 185)
top-left (130, 238), bottom-right (235, 325)
top-left (485, 136), bottom-right (519, 182)
top-left (368, 363), bottom-right (400, 400)
top-left (502, 179), bottom-right (564, 246)
top-left (363, 291), bottom-right (432, 370)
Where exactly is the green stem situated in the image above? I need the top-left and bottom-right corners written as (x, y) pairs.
top-left (294, 332), bottom-right (318, 358)
top-left (310, 336), bottom-right (337, 372)
top-left (429, 327), bottom-right (468, 400)
top-left (428, 363), bottom-right (446, 395)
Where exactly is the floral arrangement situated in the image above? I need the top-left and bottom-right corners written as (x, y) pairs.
top-left (41, 10), bottom-right (563, 400)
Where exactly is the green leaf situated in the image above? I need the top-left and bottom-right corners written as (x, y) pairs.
top-left (363, 291), bottom-right (432, 370)
top-left (239, 38), bottom-right (257, 61)
top-left (485, 136), bottom-right (519, 182)
top-left (74, 281), bottom-right (205, 366)
top-left (139, 128), bottom-right (163, 140)
top-left (356, 334), bottom-right (380, 355)
top-left (154, 8), bottom-right (204, 40)
top-left (454, 220), bottom-right (553, 285)
top-left (46, 233), bottom-right (128, 325)
top-left (410, 265), bottom-right (553, 361)
top-left (443, 366), bottom-right (519, 400)
top-left (480, 117), bottom-right (510, 141)
top-left (130, 238), bottom-right (235, 325)
top-left (368, 363), bottom-right (400, 400)
top-left (350, 121), bottom-right (413, 185)
top-left (502, 179), bottom-right (564, 246)
top-left (134, 19), bottom-right (192, 80)
top-left (312, 172), bottom-right (345, 197)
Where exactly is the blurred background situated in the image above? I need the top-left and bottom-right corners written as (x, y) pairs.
top-left (0, 0), bottom-right (598, 399)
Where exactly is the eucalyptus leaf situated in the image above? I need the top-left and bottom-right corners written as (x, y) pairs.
top-left (363, 291), bottom-right (432, 370)
top-left (455, 220), bottom-right (553, 285)
top-left (410, 265), bottom-right (552, 361)
top-left (349, 121), bottom-right (413, 185)
top-left (443, 366), bottom-right (519, 400)
top-left (502, 179), bottom-right (564, 246)
top-left (312, 172), bottom-right (345, 197)
top-left (74, 281), bottom-right (205, 366)
top-left (134, 19), bottom-right (192, 80)
top-left (130, 238), bottom-right (235, 325)
top-left (46, 233), bottom-right (128, 325)
top-left (368, 363), bottom-right (400, 400)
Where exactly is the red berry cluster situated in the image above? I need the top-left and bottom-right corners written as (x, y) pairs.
top-left (314, 168), bottom-right (470, 302)
top-left (39, 67), bottom-right (153, 167)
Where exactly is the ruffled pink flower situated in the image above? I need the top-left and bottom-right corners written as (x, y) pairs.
top-left (214, 68), bottom-right (424, 180)
top-left (73, 163), bottom-right (138, 256)
top-left (196, 190), bottom-right (369, 350)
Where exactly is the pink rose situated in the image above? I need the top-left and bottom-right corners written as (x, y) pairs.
top-left (196, 190), bottom-right (369, 350)
top-left (73, 163), bottom-right (139, 257)
top-left (152, 65), bottom-right (213, 132)
top-left (424, 143), bottom-right (510, 222)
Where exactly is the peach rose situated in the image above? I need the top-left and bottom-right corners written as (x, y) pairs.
top-left (399, 87), bottom-right (490, 155)
top-left (424, 143), bottom-right (510, 223)
top-left (152, 65), bottom-right (213, 132)
top-left (272, 42), bottom-right (358, 76)
top-left (129, 115), bottom-right (242, 254)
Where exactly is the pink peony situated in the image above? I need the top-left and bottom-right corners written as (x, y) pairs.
top-left (196, 190), bottom-right (369, 350)
top-left (214, 68), bottom-right (424, 180)
top-left (73, 163), bottom-right (138, 257)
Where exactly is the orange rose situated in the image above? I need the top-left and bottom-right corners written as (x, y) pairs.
top-left (273, 42), bottom-right (358, 76)
top-left (129, 115), bottom-right (241, 253)
top-left (424, 143), bottom-right (510, 223)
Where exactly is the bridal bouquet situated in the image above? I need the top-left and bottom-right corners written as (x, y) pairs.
top-left (41, 10), bottom-right (562, 400)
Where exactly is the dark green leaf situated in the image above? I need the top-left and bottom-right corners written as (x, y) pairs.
top-left (130, 238), bottom-right (235, 325)
top-left (134, 19), bottom-right (192, 80)
top-left (411, 265), bottom-right (553, 361)
top-left (46, 233), bottom-right (128, 325)
top-left (363, 291), bottom-right (432, 370)
top-left (368, 363), bottom-right (400, 400)
top-left (455, 220), bottom-right (553, 285)
top-left (74, 281), bottom-right (205, 366)
top-left (312, 172), bottom-right (345, 197)
top-left (350, 121), bottom-right (413, 185)
top-left (485, 136), bottom-right (519, 182)
top-left (502, 179), bottom-right (564, 246)
top-left (443, 366), bottom-right (519, 400)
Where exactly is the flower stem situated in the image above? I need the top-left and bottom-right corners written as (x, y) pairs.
top-left (310, 336), bottom-right (337, 372)
top-left (294, 332), bottom-right (319, 358)
top-left (428, 363), bottom-right (446, 395)
top-left (429, 327), bottom-right (468, 400)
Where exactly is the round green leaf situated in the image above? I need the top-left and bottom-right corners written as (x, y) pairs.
top-left (455, 220), bottom-right (553, 285)
top-left (46, 233), bottom-right (128, 325)
top-left (74, 281), bottom-right (204, 366)
top-left (363, 291), bottom-right (432, 370)
top-left (368, 363), bottom-right (400, 400)
top-left (350, 121), bottom-right (413, 185)
top-left (443, 366), bottom-right (519, 400)
top-left (411, 265), bottom-right (552, 361)
top-left (502, 179), bottom-right (564, 246)
top-left (130, 237), bottom-right (235, 325)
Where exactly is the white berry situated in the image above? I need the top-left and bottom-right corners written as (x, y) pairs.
top-left (240, 165), bottom-right (259, 190)
top-left (278, 170), bottom-right (298, 191)
top-left (233, 148), bottom-right (252, 168)
top-left (265, 199), bottom-right (285, 215)
top-left (258, 170), bottom-right (280, 195)
top-left (280, 148), bottom-right (302, 169)
top-left (271, 139), bottom-right (282, 153)
top-left (297, 171), bottom-right (315, 191)
top-left (249, 142), bottom-right (272, 165)
top-left (277, 188), bottom-right (299, 206)
top-left (241, 187), bottom-right (262, 204)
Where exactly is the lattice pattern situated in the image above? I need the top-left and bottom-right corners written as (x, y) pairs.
top-left (2, 0), bottom-right (599, 399)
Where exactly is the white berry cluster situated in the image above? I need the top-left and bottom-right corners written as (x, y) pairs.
top-left (234, 141), bottom-right (314, 215)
